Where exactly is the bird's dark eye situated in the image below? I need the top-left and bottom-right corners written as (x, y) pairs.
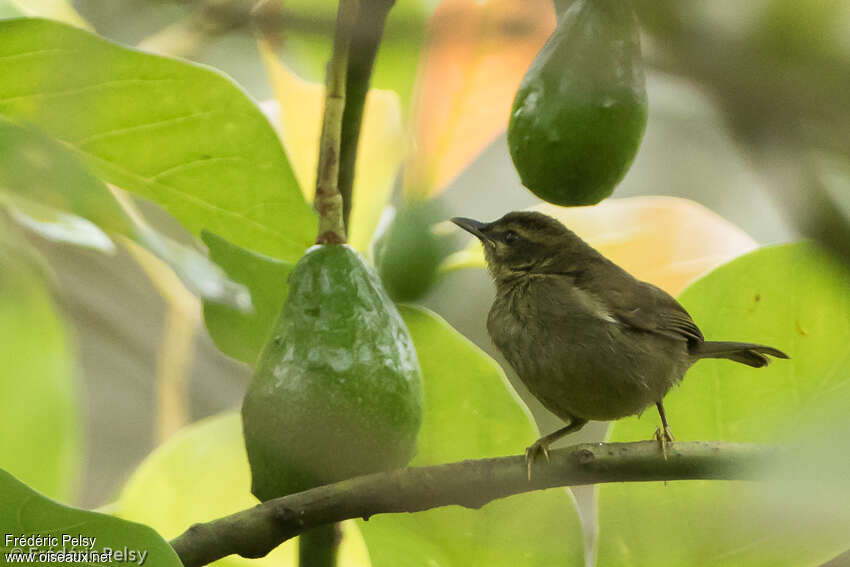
top-left (504, 230), bottom-right (520, 244)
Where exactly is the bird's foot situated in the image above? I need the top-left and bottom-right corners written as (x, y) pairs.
top-left (524, 439), bottom-right (551, 481)
top-left (654, 426), bottom-right (675, 460)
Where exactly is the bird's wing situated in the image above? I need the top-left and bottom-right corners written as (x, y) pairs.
top-left (606, 279), bottom-right (704, 343)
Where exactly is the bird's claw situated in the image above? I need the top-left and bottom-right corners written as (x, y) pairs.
top-left (654, 426), bottom-right (675, 460)
top-left (524, 440), bottom-right (551, 481)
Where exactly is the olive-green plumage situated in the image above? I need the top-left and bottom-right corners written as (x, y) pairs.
top-left (452, 212), bottom-right (788, 460)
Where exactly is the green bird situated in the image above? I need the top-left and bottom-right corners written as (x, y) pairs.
top-left (452, 211), bottom-right (788, 475)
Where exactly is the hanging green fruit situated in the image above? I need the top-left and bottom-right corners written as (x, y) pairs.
top-left (242, 244), bottom-right (423, 501)
top-left (375, 200), bottom-right (451, 303)
top-left (508, 0), bottom-right (648, 206)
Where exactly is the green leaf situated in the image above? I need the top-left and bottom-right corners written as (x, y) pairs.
top-left (0, 116), bottom-right (132, 235)
top-left (0, 247), bottom-right (79, 502)
top-left (597, 243), bottom-right (850, 566)
top-left (0, 18), bottom-right (315, 262)
top-left (135, 227), bottom-right (252, 311)
top-left (357, 306), bottom-right (585, 567)
top-left (0, 468), bottom-right (181, 565)
top-left (201, 231), bottom-right (293, 365)
top-left (116, 413), bottom-right (372, 567)
top-left (0, 117), bottom-right (252, 309)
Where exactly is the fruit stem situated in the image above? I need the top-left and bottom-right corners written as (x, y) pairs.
top-left (298, 525), bottom-right (340, 567)
top-left (314, 0), bottom-right (359, 245)
top-left (338, 0), bottom-right (396, 231)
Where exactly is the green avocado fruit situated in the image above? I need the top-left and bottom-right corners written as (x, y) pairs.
top-left (242, 244), bottom-right (423, 501)
top-left (375, 201), bottom-right (449, 303)
top-left (508, 0), bottom-right (648, 206)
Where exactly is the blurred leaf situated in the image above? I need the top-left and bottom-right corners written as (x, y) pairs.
top-left (808, 153), bottom-right (850, 262)
top-left (201, 230), bottom-right (293, 365)
top-left (0, 18), bottom-right (315, 262)
top-left (404, 0), bottom-right (555, 197)
top-left (258, 42), bottom-right (404, 252)
top-left (6, 197), bottom-right (115, 253)
top-left (0, 116), bottom-right (133, 235)
top-left (116, 413), bottom-right (371, 567)
top-left (0, 1), bottom-right (25, 18)
top-left (276, 0), bottom-right (428, 113)
top-left (447, 196), bottom-right (758, 296)
top-left (4, 0), bottom-right (89, 28)
top-left (598, 243), bottom-right (850, 566)
top-left (730, 397), bottom-right (850, 567)
top-left (817, 156), bottom-right (850, 219)
top-left (0, 245), bottom-right (79, 503)
top-left (0, 469), bottom-right (181, 565)
top-left (135, 227), bottom-right (252, 311)
top-left (357, 306), bottom-right (585, 567)
top-left (0, 117), bottom-right (251, 309)
top-left (755, 0), bottom-right (849, 61)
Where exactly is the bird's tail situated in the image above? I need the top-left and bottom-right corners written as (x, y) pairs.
top-left (691, 341), bottom-right (789, 368)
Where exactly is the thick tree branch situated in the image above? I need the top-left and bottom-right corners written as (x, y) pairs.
top-left (170, 440), bottom-right (780, 566)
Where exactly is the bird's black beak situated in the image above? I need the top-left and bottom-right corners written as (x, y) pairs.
top-left (451, 217), bottom-right (489, 242)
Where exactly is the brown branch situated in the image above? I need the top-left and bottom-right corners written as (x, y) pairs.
top-left (170, 440), bottom-right (780, 567)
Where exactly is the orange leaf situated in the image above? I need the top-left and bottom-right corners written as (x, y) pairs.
top-left (405, 0), bottom-right (555, 198)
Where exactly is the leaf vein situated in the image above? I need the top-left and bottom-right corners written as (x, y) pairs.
top-left (0, 78), bottom-right (181, 105)
top-left (0, 47), bottom-right (78, 63)
top-left (77, 149), bottom-right (311, 250)
top-left (73, 110), bottom-right (217, 147)
top-left (148, 156), bottom-right (249, 182)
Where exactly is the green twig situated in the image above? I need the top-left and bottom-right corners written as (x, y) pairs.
top-left (337, 0), bottom-right (396, 230)
top-left (170, 441), bottom-right (781, 566)
top-left (314, 0), bottom-right (359, 245)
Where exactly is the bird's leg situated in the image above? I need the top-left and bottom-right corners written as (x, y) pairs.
top-left (654, 401), bottom-right (675, 460)
top-left (525, 418), bottom-right (588, 480)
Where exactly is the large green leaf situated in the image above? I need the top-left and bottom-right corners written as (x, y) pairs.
top-left (0, 18), bottom-right (315, 262)
top-left (201, 230), bottom-right (293, 365)
top-left (116, 413), bottom-right (371, 567)
top-left (0, 246), bottom-right (79, 502)
top-left (0, 117), bottom-right (252, 309)
top-left (0, 468), bottom-right (181, 565)
top-left (357, 306), bottom-right (585, 567)
top-left (597, 243), bottom-right (850, 566)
